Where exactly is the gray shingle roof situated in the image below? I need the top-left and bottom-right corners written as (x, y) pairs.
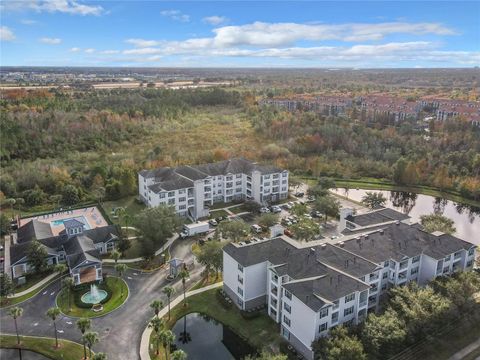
top-left (63, 218), bottom-right (85, 228)
top-left (65, 235), bottom-right (101, 269)
top-left (17, 220), bottom-right (53, 243)
top-left (345, 208), bottom-right (410, 227)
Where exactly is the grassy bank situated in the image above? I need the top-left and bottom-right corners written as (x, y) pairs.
top-left (149, 288), bottom-right (282, 360)
top-left (0, 274), bottom-right (61, 308)
top-left (56, 277), bottom-right (128, 318)
top-left (0, 335), bottom-right (86, 360)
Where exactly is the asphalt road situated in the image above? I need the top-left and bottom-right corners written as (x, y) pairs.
top-left (0, 237), bottom-right (203, 360)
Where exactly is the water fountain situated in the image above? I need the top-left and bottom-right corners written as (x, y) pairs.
top-left (80, 284), bottom-right (108, 304)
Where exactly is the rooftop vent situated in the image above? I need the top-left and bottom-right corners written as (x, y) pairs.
top-left (310, 247), bottom-right (316, 253)
top-left (364, 234), bottom-right (369, 239)
top-left (379, 229), bottom-right (384, 235)
top-left (395, 220), bottom-right (401, 225)
top-left (339, 242), bottom-right (345, 247)
top-left (321, 243), bottom-right (327, 248)
top-left (239, 242), bottom-right (245, 246)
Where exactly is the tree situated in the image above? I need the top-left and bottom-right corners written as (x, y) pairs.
top-left (179, 268), bottom-right (189, 307)
top-left (8, 306), bottom-right (23, 345)
top-left (432, 271), bottom-right (480, 314)
top-left (244, 352), bottom-right (287, 360)
top-left (194, 241), bottom-right (223, 280)
top-left (171, 349), bottom-right (187, 360)
top-left (290, 203), bottom-right (308, 217)
top-left (46, 307), bottom-right (61, 348)
top-left (49, 194), bottom-right (63, 209)
top-left (163, 286), bottom-right (176, 320)
top-left (0, 212), bottom-right (9, 236)
top-left (314, 195), bottom-right (340, 224)
top-left (149, 317), bottom-right (164, 355)
top-left (27, 239), bottom-right (48, 273)
top-left (361, 192), bottom-right (387, 210)
top-left (77, 317), bottom-right (91, 360)
top-left (6, 198), bottom-right (16, 214)
top-left (290, 218), bottom-right (320, 242)
top-left (215, 220), bottom-right (250, 242)
top-left (159, 329), bottom-right (175, 360)
top-left (258, 213), bottom-right (279, 228)
top-left (312, 326), bottom-right (366, 360)
top-left (150, 300), bottom-right (164, 318)
top-left (308, 185), bottom-right (329, 199)
top-left (241, 200), bottom-right (262, 213)
top-left (361, 310), bottom-right (407, 358)
top-left (62, 277), bottom-right (74, 311)
top-left (114, 263), bottom-right (128, 296)
top-left (317, 177), bottom-right (336, 190)
top-left (54, 263), bottom-right (67, 274)
top-left (111, 249), bottom-right (121, 264)
top-left (0, 274), bottom-right (15, 297)
top-left (83, 331), bottom-right (99, 360)
top-left (92, 353), bottom-right (107, 360)
top-left (61, 184), bottom-right (80, 205)
top-left (288, 175), bottom-right (302, 192)
top-left (393, 157), bottom-right (408, 184)
top-left (420, 214), bottom-right (456, 234)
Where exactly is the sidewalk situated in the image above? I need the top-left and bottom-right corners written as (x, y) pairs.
top-left (448, 338), bottom-right (480, 360)
top-left (8, 271), bottom-right (59, 298)
top-left (103, 234), bottom-right (179, 264)
top-left (139, 281), bottom-right (223, 360)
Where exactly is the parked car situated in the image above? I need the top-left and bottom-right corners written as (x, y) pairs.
top-left (294, 192), bottom-right (304, 198)
top-left (303, 214), bottom-right (313, 220)
top-left (215, 216), bottom-right (226, 223)
top-left (281, 218), bottom-right (292, 226)
top-left (283, 203), bottom-right (292, 210)
top-left (271, 206), bottom-right (282, 213)
top-left (284, 229), bottom-right (293, 237)
top-left (251, 224), bottom-right (262, 233)
top-left (306, 196), bottom-right (315, 203)
top-left (209, 219), bottom-right (218, 227)
top-left (311, 211), bottom-right (322, 218)
top-left (260, 207), bottom-right (271, 213)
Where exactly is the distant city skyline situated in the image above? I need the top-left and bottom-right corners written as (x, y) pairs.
top-left (1, 1), bottom-right (479, 68)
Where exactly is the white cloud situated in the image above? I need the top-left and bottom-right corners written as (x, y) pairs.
top-left (40, 37), bottom-right (62, 44)
top-left (70, 47), bottom-right (81, 52)
top-left (125, 38), bottom-right (161, 47)
top-left (20, 19), bottom-right (38, 25)
top-left (160, 9), bottom-right (190, 22)
top-left (2, 0), bottom-right (104, 16)
top-left (100, 49), bottom-right (119, 54)
top-left (84, 48), bottom-right (95, 53)
top-left (0, 26), bottom-right (16, 41)
top-left (123, 47), bottom-right (161, 55)
top-left (202, 16), bottom-right (228, 25)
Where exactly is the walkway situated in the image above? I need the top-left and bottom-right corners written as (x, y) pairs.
top-left (448, 338), bottom-right (480, 360)
top-left (139, 281), bottom-right (223, 360)
top-left (8, 272), bottom-right (59, 298)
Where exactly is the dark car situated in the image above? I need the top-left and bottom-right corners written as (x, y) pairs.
top-left (294, 192), bottom-right (304, 198)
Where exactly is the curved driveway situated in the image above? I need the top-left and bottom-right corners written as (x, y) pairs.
top-left (0, 237), bottom-right (203, 360)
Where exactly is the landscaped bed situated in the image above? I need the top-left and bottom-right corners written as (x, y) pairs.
top-left (149, 288), bottom-right (282, 360)
top-left (126, 249), bottom-right (170, 271)
top-left (56, 276), bottom-right (128, 318)
top-left (0, 335), bottom-right (86, 360)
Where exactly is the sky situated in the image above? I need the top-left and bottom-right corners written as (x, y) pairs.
top-left (1, 0), bottom-right (479, 68)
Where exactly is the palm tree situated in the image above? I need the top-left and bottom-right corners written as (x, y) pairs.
top-left (123, 213), bottom-right (132, 232)
top-left (179, 269), bottom-right (189, 307)
top-left (148, 317), bottom-right (164, 355)
top-left (159, 329), bottom-right (175, 360)
top-left (83, 331), bottom-right (99, 360)
top-left (54, 263), bottom-right (67, 292)
top-left (114, 263), bottom-right (128, 296)
top-left (62, 277), bottom-right (74, 311)
top-left (8, 306), bottom-right (23, 345)
top-left (162, 286), bottom-right (175, 320)
top-left (76, 318), bottom-right (91, 360)
top-left (111, 249), bottom-right (121, 264)
top-left (46, 307), bottom-right (61, 348)
top-left (171, 350), bottom-right (187, 360)
top-left (150, 300), bottom-right (163, 318)
top-left (92, 353), bottom-right (107, 360)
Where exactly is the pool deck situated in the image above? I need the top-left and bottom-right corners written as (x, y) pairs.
top-left (19, 206), bottom-right (109, 236)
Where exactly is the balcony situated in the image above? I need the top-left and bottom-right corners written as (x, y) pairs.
top-left (271, 286), bottom-right (278, 297)
top-left (369, 273), bottom-right (379, 281)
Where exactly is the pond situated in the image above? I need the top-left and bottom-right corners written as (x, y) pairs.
top-left (172, 313), bottom-right (256, 360)
top-left (331, 188), bottom-right (480, 245)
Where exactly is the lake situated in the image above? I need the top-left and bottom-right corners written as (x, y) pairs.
top-left (172, 313), bottom-right (256, 360)
top-left (331, 188), bottom-right (480, 245)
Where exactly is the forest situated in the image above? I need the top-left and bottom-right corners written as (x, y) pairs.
top-left (0, 85), bottom-right (479, 215)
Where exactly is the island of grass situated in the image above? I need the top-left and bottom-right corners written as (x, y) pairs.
top-left (149, 288), bottom-right (283, 360)
top-left (57, 276), bottom-right (128, 318)
top-left (0, 335), bottom-right (85, 360)
top-left (0, 274), bottom-right (62, 308)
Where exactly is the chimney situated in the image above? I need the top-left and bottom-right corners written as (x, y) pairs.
top-left (379, 229), bottom-right (384, 235)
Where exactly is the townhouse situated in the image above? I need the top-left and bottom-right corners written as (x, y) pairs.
top-left (138, 158), bottom-right (289, 220)
top-left (222, 209), bottom-right (476, 359)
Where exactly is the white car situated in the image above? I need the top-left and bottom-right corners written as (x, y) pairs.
top-left (272, 206), bottom-right (282, 213)
top-left (283, 203), bottom-right (292, 210)
top-left (251, 224), bottom-right (263, 233)
top-left (260, 207), bottom-right (271, 213)
top-left (208, 219), bottom-right (218, 227)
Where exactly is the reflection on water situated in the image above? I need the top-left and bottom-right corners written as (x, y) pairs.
top-left (333, 188), bottom-right (480, 244)
top-left (172, 313), bottom-right (256, 360)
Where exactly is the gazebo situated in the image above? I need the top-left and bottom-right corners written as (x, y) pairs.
top-left (168, 257), bottom-right (184, 278)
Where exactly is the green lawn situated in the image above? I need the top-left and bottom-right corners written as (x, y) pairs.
top-left (209, 209), bottom-right (229, 219)
top-left (149, 288), bottom-right (282, 360)
top-left (102, 196), bottom-right (146, 225)
top-left (229, 204), bottom-right (252, 214)
top-left (13, 271), bottom-right (54, 293)
top-left (0, 274), bottom-right (62, 308)
top-left (56, 277), bottom-right (128, 318)
top-left (0, 335), bottom-right (86, 360)
top-left (124, 249), bottom-right (170, 271)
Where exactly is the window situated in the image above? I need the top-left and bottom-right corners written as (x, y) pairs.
top-left (237, 287), bottom-right (243, 296)
top-left (382, 272), bottom-right (388, 279)
top-left (384, 261), bottom-right (389, 267)
top-left (168, 199), bottom-right (175, 205)
top-left (178, 189), bottom-right (186, 194)
top-left (168, 191), bottom-right (175, 197)
top-left (282, 172), bottom-right (287, 177)
top-left (399, 260), bottom-right (408, 269)
top-left (271, 273), bottom-right (278, 283)
top-left (236, 174), bottom-right (242, 178)
top-left (345, 293), bottom-right (355, 303)
top-left (319, 308), bottom-right (329, 318)
top-left (333, 300), bottom-right (339, 309)
top-left (443, 266), bottom-right (450, 273)
top-left (467, 260), bottom-right (473, 267)
top-left (331, 312), bottom-right (339, 323)
top-left (283, 315), bottom-right (291, 327)
top-left (179, 205), bottom-right (186, 210)
top-left (238, 275), bottom-right (243, 284)
top-left (179, 197), bottom-right (186, 202)
top-left (284, 303), bottom-right (291, 314)
top-left (319, 323), bottom-right (328, 332)
top-left (410, 267), bottom-right (419, 275)
top-left (445, 254), bottom-right (451, 261)
top-left (412, 255), bottom-right (420, 263)
top-left (390, 260), bottom-right (396, 269)
top-left (238, 264), bottom-right (244, 272)
top-left (284, 290), bottom-right (292, 300)
top-left (468, 248), bottom-right (475, 256)
top-left (381, 283), bottom-right (388, 290)
top-left (160, 193), bottom-right (166, 198)
top-left (237, 299), bottom-right (243, 307)
top-left (344, 306), bottom-right (354, 316)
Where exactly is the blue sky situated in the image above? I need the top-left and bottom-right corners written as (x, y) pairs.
top-left (1, 1), bottom-right (479, 67)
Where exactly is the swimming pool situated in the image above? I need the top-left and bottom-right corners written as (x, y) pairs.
top-left (51, 216), bottom-right (91, 230)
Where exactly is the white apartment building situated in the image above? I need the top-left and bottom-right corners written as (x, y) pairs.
top-left (138, 158), bottom-right (288, 220)
top-left (223, 210), bottom-right (476, 359)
